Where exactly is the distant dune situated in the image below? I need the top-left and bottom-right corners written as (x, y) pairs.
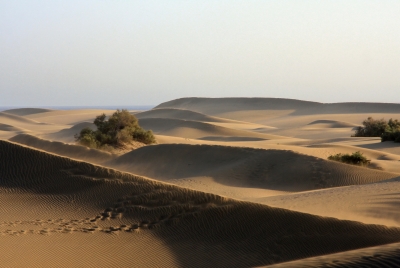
top-left (0, 111), bottom-right (45, 125)
top-left (0, 123), bottom-right (26, 132)
top-left (156, 97), bottom-right (400, 116)
top-left (138, 117), bottom-right (285, 140)
top-left (2, 140), bottom-right (400, 267)
top-left (2, 108), bottom-right (54, 116)
top-left (136, 108), bottom-right (236, 123)
top-left (306, 119), bottom-right (358, 128)
top-left (44, 121), bottom-right (97, 143)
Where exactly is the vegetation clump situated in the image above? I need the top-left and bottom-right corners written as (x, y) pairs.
top-left (75, 109), bottom-right (155, 150)
top-left (328, 151), bottom-right (371, 166)
top-left (353, 117), bottom-right (400, 142)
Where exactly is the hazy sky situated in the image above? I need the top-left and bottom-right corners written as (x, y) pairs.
top-left (1, 1), bottom-right (399, 106)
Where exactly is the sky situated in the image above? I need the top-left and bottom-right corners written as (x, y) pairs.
top-left (1, 0), bottom-right (399, 106)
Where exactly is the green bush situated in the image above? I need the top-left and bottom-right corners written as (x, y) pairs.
top-left (353, 117), bottom-right (400, 143)
top-left (328, 151), bottom-right (371, 166)
top-left (75, 109), bottom-right (156, 150)
top-left (353, 117), bottom-right (388, 137)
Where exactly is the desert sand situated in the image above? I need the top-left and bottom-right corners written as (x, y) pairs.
top-left (2, 97), bottom-right (400, 267)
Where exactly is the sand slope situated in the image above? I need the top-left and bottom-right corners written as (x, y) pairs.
top-left (266, 242), bottom-right (400, 267)
top-left (110, 144), bottom-right (399, 193)
top-left (9, 134), bottom-right (114, 164)
top-left (135, 108), bottom-right (235, 123)
top-left (44, 121), bottom-right (97, 143)
top-left (156, 97), bottom-right (400, 117)
top-left (3, 140), bottom-right (400, 267)
top-left (2, 108), bottom-right (54, 116)
top-left (138, 117), bottom-right (286, 141)
top-left (25, 109), bottom-right (115, 125)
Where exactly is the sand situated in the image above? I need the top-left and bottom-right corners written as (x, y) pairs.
top-left (2, 98), bottom-right (400, 267)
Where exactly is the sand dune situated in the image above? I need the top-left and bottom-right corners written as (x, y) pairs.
top-left (9, 134), bottom-right (114, 164)
top-left (0, 111), bottom-right (45, 125)
top-left (259, 180), bottom-right (400, 227)
top-left (306, 119), bottom-right (358, 128)
top-left (138, 117), bottom-right (286, 141)
top-left (2, 108), bottom-right (54, 116)
top-left (0, 123), bottom-right (26, 132)
top-left (25, 109), bottom-right (115, 125)
top-left (155, 97), bottom-right (319, 114)
top-left (266, 242), bottom-right (400, 267)
top-left (136, 108), bottom-right (236, 123)
top-left (3, 140), bottom-right (400, 267)
top-left (110, 144), bottom-right (399, 193)
top-left (156, 97), bottom-right (400, 116)
top-left (44, 121), bottom-right (97, 143)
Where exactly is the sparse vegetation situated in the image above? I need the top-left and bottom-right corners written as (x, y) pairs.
top-left (353, 117), bottom-right (400, 143)
top-left (328, 151), bottom-right (371, 166)
top-left (75, 109), bottom-right (156, 150)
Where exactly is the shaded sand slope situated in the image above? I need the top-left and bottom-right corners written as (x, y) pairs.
top-left (25, 109), bottom-right (115, 125)
top-left (43, 121), bottom-right (96, 143)
top-left (138, 118), bottom-right (286, 140)
top-left (266, 242), bottom-right (400, 268)
top-left (2, 108), bottom-right (54, 116)
top-left (0, 111), bottom-right (44, 125)
top-left (135, 108), bottom-right (235, 123)
top-left (9, 134), bottom-right (114, 164)
top-left (110, 144), bottom-right (399, 192)
top-left (306, 119), bottom-right (358, 128)
top-left (259, 181), bottom-right (400, 227)
top-left (3, 141), bottom-right (400, 267)
top-left (0, 123), bottom-right (26, 132)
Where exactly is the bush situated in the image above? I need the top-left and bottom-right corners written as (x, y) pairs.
top-left (353, 117), bottom-right (400, 143)
top-left (353, 117), bottom-right (388, 137)
top-left (328, 151), bottom-right (371, 166)
top-left (75, 109), bottom-right (156, 150)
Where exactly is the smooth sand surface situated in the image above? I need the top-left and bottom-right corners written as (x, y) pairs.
top-left (3, 97), bottom-right (400, 267)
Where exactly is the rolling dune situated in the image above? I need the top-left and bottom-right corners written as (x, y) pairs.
top-left (135, 108), bottom-right (235, 123)
top-left (9, 134), bottom-right (114, 164)
top-left (138, 117), bottom-right (286, 141)
top-left (156, 97), bottom-right (400, 117)
top-left (306, 119), bottom-right (358, 128)
top-left (0, 111), bottom-right (45, 125)
top-left (266, 242), bottom-right (400, 268)
top-left (3, 140), bottom-right (400, 267)
top-left (44, 121), bottom-right (97, 143)
top-left (25, 109), bottom-right (115, 125)
top-left (2, 108), bottom-right (54, 116)
top-left (0, 123), bottom-right (26, 132)
top-left (110, 144), bottom-right (399, 193)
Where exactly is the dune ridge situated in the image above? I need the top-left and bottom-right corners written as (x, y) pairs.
top-left (3, 140), bottom-right (400, 266)
top-left (9, 133), bottom-right (114, 164)
top-left (135, 108), bottom-right (236, 123)
top-left (266, 242), bottom-right (400, 267)
top-left (138, 117), bottom-right (286, 140)
top-left (2, 108), bottom-right (54, 116)
top-left (155, 97), bottom-right (400, 116)
top-left (110, 144), bottom-right (399, 193)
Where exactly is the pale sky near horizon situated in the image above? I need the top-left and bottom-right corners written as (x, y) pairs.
top-left (1, 1), bottom-right (399, 106)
